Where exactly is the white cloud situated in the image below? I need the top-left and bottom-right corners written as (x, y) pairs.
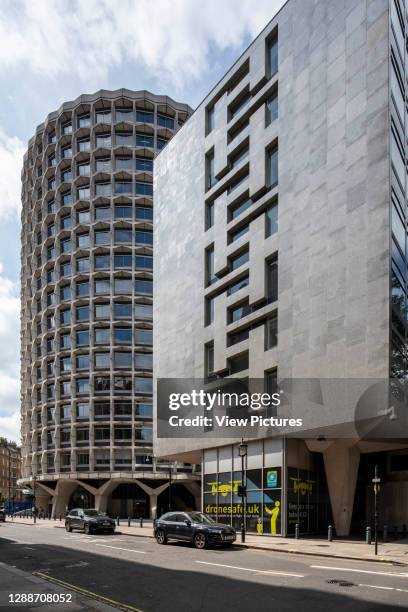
top-left (0, 412), bottom-right (20, 443)
top-left (0, 0), bottom-right (285, 88)
top-left (0, 263), bottom-right (20, 441)
top-left (0, 128), bottom-right (25, 222)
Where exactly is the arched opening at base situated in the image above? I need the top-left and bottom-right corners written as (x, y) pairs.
top-left (109, 483), bottom-right (150, 518)
top-left (157, 484), bottom-right (197, 518)
top-left (68, 486), bottom-right (95, 510)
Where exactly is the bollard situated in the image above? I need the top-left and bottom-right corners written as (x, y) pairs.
top-left (383, 525), bottom-right (388, 542)
top-left (116, 516), bottom-right (120, 526)
top-left (54, 515), bottom-right (56, 521)
top-left (394, 526), bottom-right (398, 539)
top-left (366, 526), bottom-right (372, 545)
top-left (403, 524), bottom-right (407, 539)
top-left (59, 515), bottom-right (62, 521)
top-left (295, 523), bottom-right (300, 539)
top-left (128, 517), bottom-right (131, 527)
top-left (140, 517), bottom-right (143, 528)
top-left (328, 525), bottom-right (333, 542)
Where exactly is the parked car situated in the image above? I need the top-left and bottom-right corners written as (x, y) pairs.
top-left (65, 509), bottom-right (115, 534)
top-left (0, 509), bottom-right (5, 522)
top-left (154, 511), bottom-right (236, 549)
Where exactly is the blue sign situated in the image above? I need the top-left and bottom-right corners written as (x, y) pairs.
top-left (266, 470), bottom-right (278, 488)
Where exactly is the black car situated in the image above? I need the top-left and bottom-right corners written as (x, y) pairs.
top-left (0, 509), bottom-right (5, 522)
top-left (154, 511), bottom-right (236, 549)
top-left (65, 508), bottom-right (115, 534)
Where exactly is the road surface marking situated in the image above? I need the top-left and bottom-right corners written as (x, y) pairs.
top-left (33, 572), bottom-right (144, 612)
top-left (311, 565), bottom-right (408, 578)
top-left (196, 561), bottom-right (304, 577)
top-left (94, 544), bottom-right (146, 554)
top-left (359, 584), bottom-right (408, 593)
top-left (65, 561), bottom-right (89, 569)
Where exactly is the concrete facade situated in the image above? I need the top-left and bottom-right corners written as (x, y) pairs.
top-left (154, 0), bottom-right (408, 536)
top-left (20, 89), bottom-right (199, 518)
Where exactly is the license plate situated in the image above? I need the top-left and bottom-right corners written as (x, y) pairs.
top-left (223, 535), bottom-right (234, 541)
top-left (103, 522), bottom-right (110, 526)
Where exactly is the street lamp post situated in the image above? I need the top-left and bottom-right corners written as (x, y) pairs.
top-left (33, 476), bottom-right (37, 524)
top-left (8, 447), bottom-right (11, 517)
top-left (238, 439), bottom-right (248, 543)
top-left (372, 464), bottom-right (381, 556)
top-left (168, 467), bottom-right (172, 512)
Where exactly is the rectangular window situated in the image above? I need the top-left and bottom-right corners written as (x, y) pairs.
top-left (95, 206), bottom-right (111, 221)
top-left (95, 328), bottom-right (110, 344)
top-left (206, 202), bottom-right (214, 229)
top-left (135, 255), bottom-right (153, 270)
top-left (136, 157), bottom-right (153, 172)
top-left (78, 186), bottom-right (90, 200)
top-left (115, 278), bottom-right (132, 294)
top-left (206, 105), bottom-right (215, 134)
top-left (265, 368), bottom-right (278, 394)
top-left (206, 246), bottom-right (216, 286)
top-left (135, 206), bottom-right (153, 221)
top-left (228, 328), bottom-right (249, 346)
top-left (95, 352), bottom-right (110, 369)
top-left (95, 303), bottom-right (110, 319)
top-left (78, 139), bottom-right (90, 152)
top-left (157, 114), bottom-right (174, 129)
top-left (95, 376), bottom-right (111, 393)
top-left (95, 230), bottom-right (110, 245)
top-left (205, 342), bottom-right (214, 376)
top-left (266, 32), bottom-right (278, 78)
top-left (230, 224), bottom-right (249, 243)
top-left (136, 110), bottom-right (154, 123)
top-left (156, 137), bottom-right (168, 150)
top-left (265, 314), bottom-right (278, 349)
top-left (76, 378), bottom-right (89, 395)
top-left (77, 233), bottom-right (90, 248)
top-left (229, 92), bottom-right (251, 120)
top-left (115, 229), bottom-right (132, 243)
top-left (266, 146), bottom-right (278, 189)
top-left (96, 157), bottom-right (111, 172)
top-left (136, 133), bottom-right (154, 147)
top-left (78, 210), bottom-right (90, 224)
top-left (114, 351), bottom-right (132, 369)
top-left (114, 302), bottom-right (132, 319)
top-left (228, 352), bottom-right (249, 374)
top-left (115, 254), bottom-right (132, 269)
top-left (265, 203), bottom-right (278, 237)
top-left (135, 403), bottom-right (152, 417)
top-left (205, 297), bottom-right (214, 326)
top-left (266, 257), bottom-right (278, 303)
top-left (229, 198), bottom-right (251, 220)
top-left (76, 281), bottom-right (89, 297)
top-left (265, 93), bottom-right (278, 126)
top-left (135, 352), bottom-right (153, 369)
top-left (76, 305), bottom-right (89, 321)
top-left (77, 257), bottom-right (90, 273)
top-left (76, 355), bottom-right (89, 370)
top-left (115, 132), bottom-right (133, 146)
top-left (135, 230), bottom-right (153, 245)
top-left (78, 114), bottom-right (90, 128)
top-left (229, 299), bottom-right (251, 323)
top-left (135, 182), bottom-right (153, 196)
top-left (116, 108), bottom-right (133, 121)
top-left (134, 377), bottom-right (153, 393)
top-left (115, 180), bottom-right (132, 195)
top-left (95, 182), bottom-right (112, 196)
top-left (230, 248), bottom-right (249, 271)
top-left (96, 111), bottom-right (111, 124)
top-left (115, 205), bottom-right (133, 219)
top-left (135, 279), bottom-right (153, 295)
top-left (95, 279), bottom-right (111, 295)
top-left (96, 133), bottom-right (112, 148)
top-left (114, 327), bottom-right (132, 344)
top-left (115, 156), bottom-right (132, 170)
top-left (135, 303), bottom-right (152, 320)
top-left (227, 276), bottom-right (249, 296)
top-left (76, 330), bottom-right (89, 346)
top-left (206, 150), bottom-right (216, 190)
top-left (95, 254), bottom-right (110, 270)
top-left (135, 328), bottom-right (152, 345)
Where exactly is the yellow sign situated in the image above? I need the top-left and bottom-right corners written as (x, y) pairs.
top-left (207, 479), bottom-right (242, 497)
top-left (264, 500), bottom-right (280, 535)
top-left (290, 477), bottom-right (313, 495)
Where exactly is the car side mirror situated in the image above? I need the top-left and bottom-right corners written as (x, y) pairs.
top-left (185, 519), bottom-right (191, 526)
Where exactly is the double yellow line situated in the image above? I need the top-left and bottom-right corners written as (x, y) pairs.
top-left (33, 572), bottom-right (143, 612)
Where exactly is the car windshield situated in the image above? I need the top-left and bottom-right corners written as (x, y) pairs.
top-left (84, 510), bottom-right (106, 517)
top-left (188, 512), bottom-right (216, 525)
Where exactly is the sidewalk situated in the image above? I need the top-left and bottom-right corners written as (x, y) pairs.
top-left (6, 517), bottom-right (408, 566)
top-left (0, 561), bottom-right (116, 611)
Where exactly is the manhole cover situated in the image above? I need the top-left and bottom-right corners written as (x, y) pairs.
top-left (326, 579), bottom-right (355, 587)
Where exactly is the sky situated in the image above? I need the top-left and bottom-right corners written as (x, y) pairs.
top-left (0, 0), bottom-right (285, 443)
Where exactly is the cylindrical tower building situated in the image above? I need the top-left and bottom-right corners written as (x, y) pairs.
top-left (20, 89), bottom-right (199, 517)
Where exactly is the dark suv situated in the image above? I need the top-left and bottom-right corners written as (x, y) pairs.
top-left (65, 508), bottom-right (115, 534)
top-left (154, 511), bottom-right (236, 549)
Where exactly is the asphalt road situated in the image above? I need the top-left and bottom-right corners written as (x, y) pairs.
top-left (1, 522), bottom-right (408, 611)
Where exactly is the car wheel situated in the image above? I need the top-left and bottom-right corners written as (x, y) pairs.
top-left (65, 522), bottom-right (72, 533)
top-left (84, 523), bottom-right (91, 535)
top-left (194, 532), bottom-right (207, 549)
top-left (156, 529), bottom-right (167, 545)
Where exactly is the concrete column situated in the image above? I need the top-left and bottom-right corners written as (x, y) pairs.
top-left (323, 441), bottom-right (360, 536)
top-left (183, 481), bottom-right (201, 510)
top-left (51, 481), bottom-right (77, 518)
top-left (95, 493), bottom-right (109, 513)
top-left (150, 494), bottom-right (158, 519)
